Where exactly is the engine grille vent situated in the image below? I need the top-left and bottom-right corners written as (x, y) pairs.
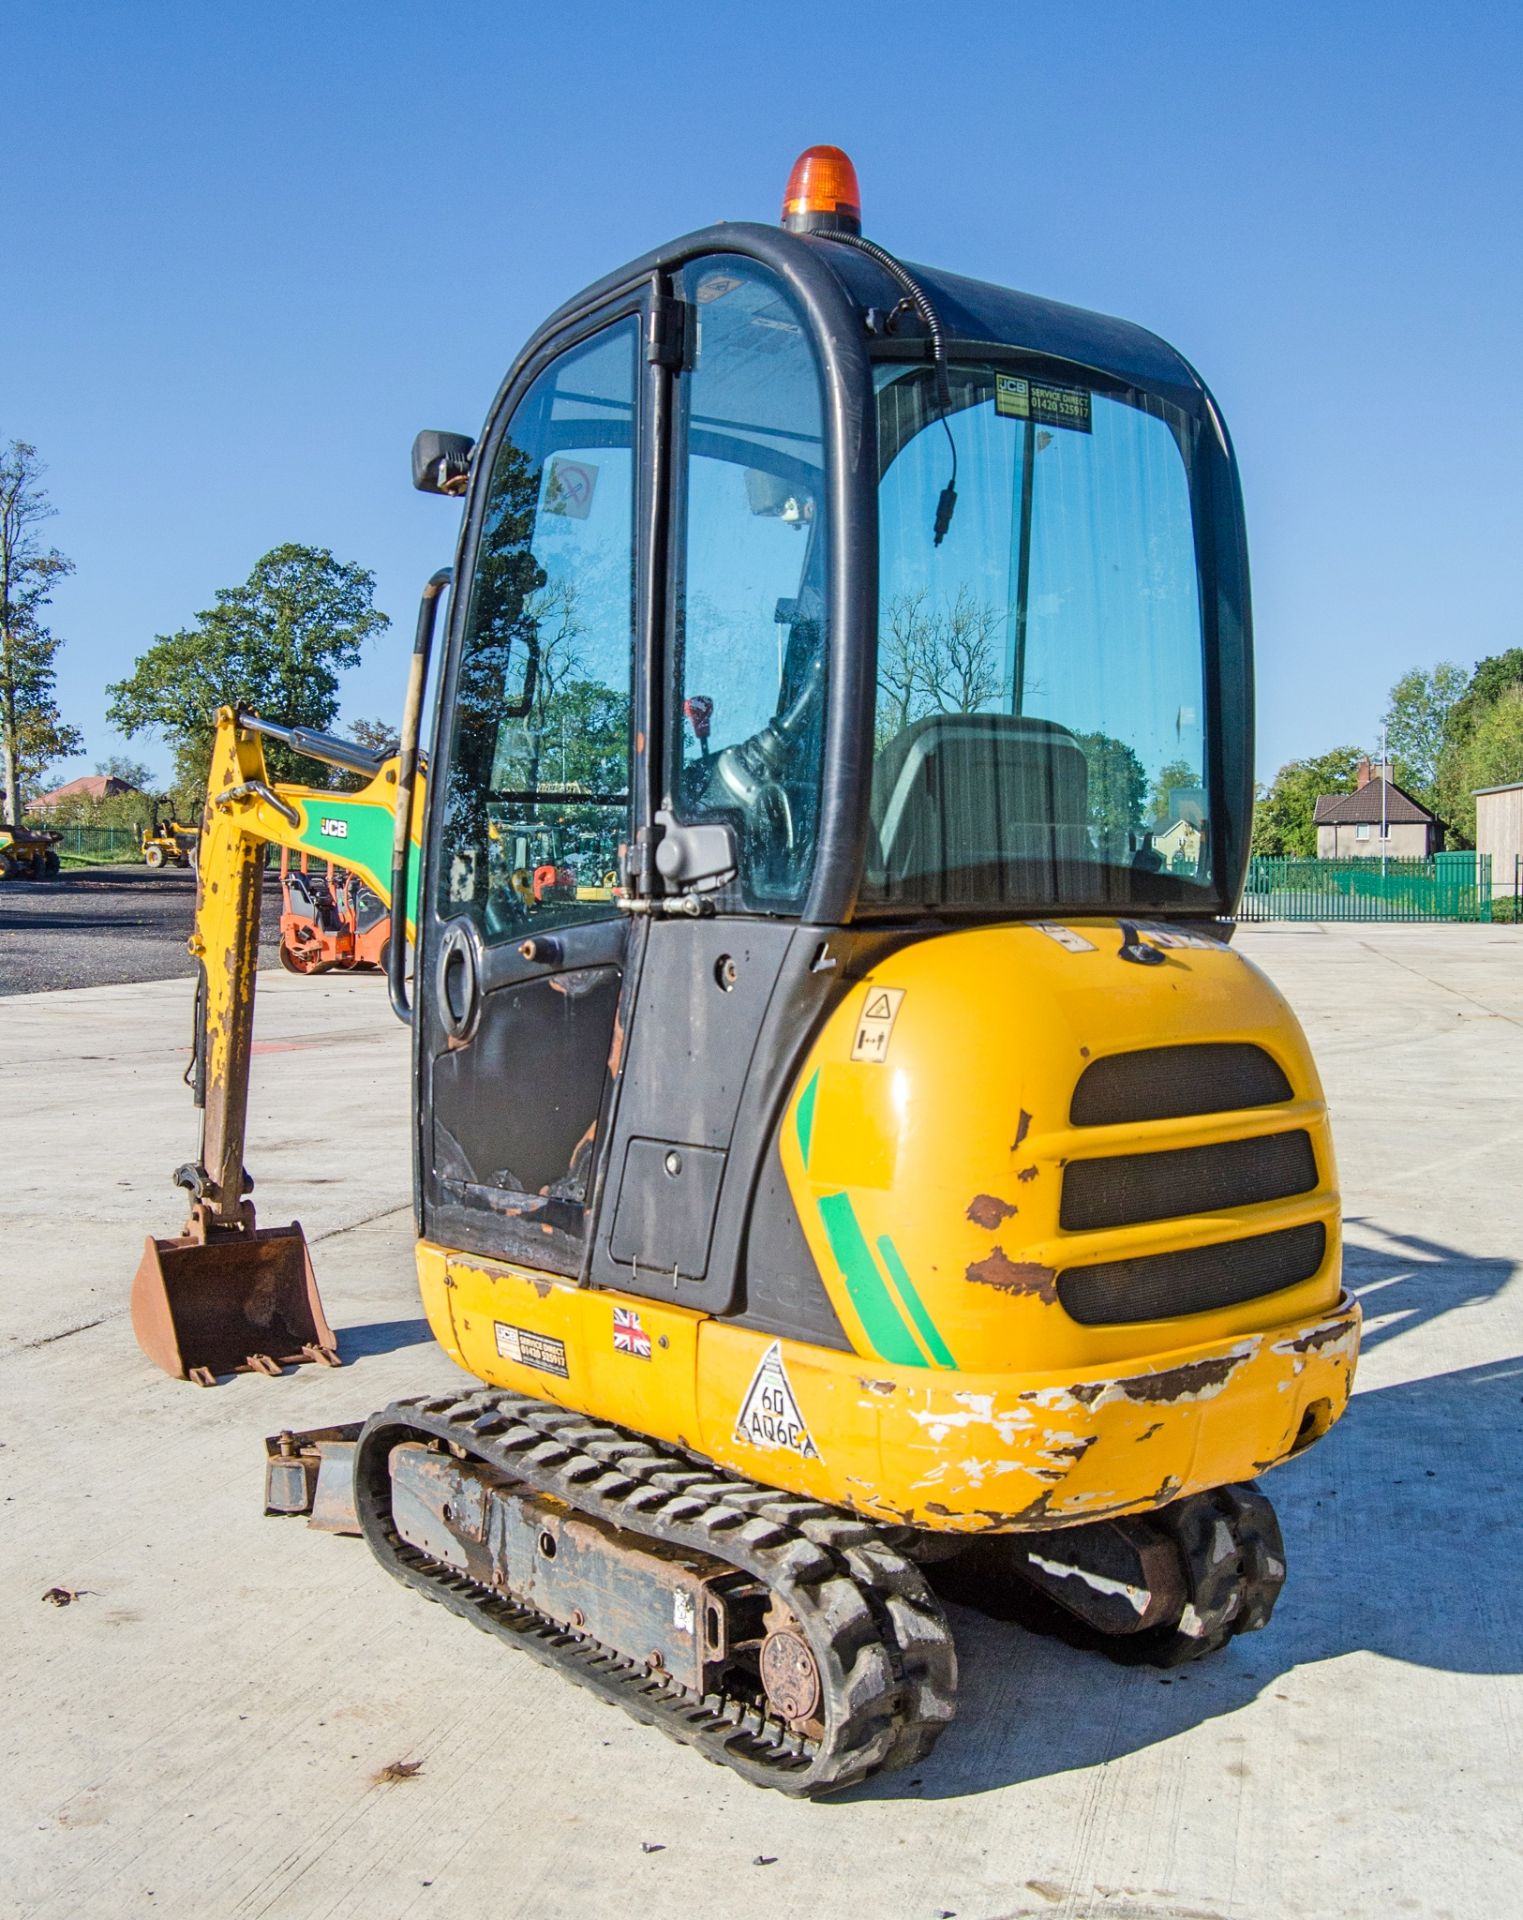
top-left (1057, 1221), bottom-right (1327, 1326)
top-left (1060, 1130), bottom-right (1318, 1233)
top-left (1070, 1043), bottom-right (1293, 1127)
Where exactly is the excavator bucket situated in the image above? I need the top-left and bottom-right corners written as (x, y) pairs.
top-left (130, 1217), bottom-right (340, 1386)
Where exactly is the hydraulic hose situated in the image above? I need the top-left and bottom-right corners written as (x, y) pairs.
top-left (815, 231), bottom-right (958, 542)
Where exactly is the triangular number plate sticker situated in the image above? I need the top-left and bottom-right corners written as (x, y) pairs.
top-left (734, 1341), bottom-right (821, 1461)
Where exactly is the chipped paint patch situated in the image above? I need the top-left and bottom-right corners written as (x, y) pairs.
top-left (907, 1392), bottom-right (1037, 1446)
top-left (966, 1193), bottom-right (1018, 1229)
top-left (1273, 1318), bottom-right (1359, 1358)
top-left (1026, 1551), bottom-right (1151, 1616)
top-left (1121, 1341), bottom-right (1260, 1405)
top-left (965, 1247), bottom-right (1058, 1302)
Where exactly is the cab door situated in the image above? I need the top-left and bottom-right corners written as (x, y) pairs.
top-left (420, 315), bottom-right (642, 1275)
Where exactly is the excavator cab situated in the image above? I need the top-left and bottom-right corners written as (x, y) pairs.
top-left (139, 149), bottom-right (1359, 1794)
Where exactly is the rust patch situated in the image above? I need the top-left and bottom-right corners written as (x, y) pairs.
top-left (1043, 1436), bottom-right (1096, 1465)
top-left (1012, 1109), bottom-right (1033, 1151)
top-left (1136, 1421), bottom-right (1164, 1443)
top-left (1279, 1319), bottom-right (1354, 1354)
top-left (966, 1193), bottom-right (1018, 1229)
top-left (858, 1377), bottom-right (896, 1396)
top-left (1124, 1354), bottom-right (1246, 1403)
top-left (527, 1275), bottom-right (554, 1299)
top-left (965, 1247), bottom-right (1058, 1303)
top-left (1067, 1381), bottom-right (1107, 1407)
top-left (1016, 1165), bottom-right (1039, 1184)
top-left (607, 1005), bottom-right (625, 1078)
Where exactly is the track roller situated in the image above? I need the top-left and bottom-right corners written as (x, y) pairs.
top-left (352, 1390), bottom-right (957, 1795)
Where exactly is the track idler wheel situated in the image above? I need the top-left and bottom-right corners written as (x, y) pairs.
top-left (929, 1482), bottom-right (1286, 1669)
top-left (1110, 1483), bottom-right (1286, 1666)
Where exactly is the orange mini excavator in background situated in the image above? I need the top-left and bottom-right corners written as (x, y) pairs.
top-left (133, 148), bottom-right (1360, 1795)
top-left (278, 848), bottom-right (391, 975)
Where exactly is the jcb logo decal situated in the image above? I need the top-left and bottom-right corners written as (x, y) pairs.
top-left (319, 818), bottom-right (349, 840)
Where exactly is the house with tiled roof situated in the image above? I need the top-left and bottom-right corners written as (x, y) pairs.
top-left (1313, 759), bottom-right (1438, 858)
top-left (31, 774), bottom-right (143, 813)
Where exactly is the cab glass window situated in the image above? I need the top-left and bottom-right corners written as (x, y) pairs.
top-left (437, 322), bottom-right (636, 941)
top-left (868, 363), bottom-right (1210, 912)
top-left (670, 258), bottom-right (828, 910)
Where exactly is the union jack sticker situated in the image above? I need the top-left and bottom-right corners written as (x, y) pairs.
top-left (612, 1305), bottom-right (652, 1360)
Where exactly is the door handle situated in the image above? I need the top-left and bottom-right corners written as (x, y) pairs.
top-left (388, 565), bottom-right (452, 1024)
top-left (437, 922), bottom-right (482, 1043)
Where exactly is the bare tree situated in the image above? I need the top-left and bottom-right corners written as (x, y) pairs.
top-left (876, 585), bottom-right (1004, 747)
top-left (0, 441), bottom-right (80, 821)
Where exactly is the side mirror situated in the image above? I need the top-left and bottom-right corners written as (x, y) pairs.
top-left (412, 430), bottom-right (475, 497)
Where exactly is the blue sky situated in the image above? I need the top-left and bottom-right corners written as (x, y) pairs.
top-left (9, 1), bottom-right (1520, 788)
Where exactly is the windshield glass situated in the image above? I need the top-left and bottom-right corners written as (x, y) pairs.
top-left (867, 361), bottom-right (1212, 913)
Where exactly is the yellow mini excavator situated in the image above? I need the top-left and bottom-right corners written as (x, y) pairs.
top-left (133, 148), bottom-right (1360, 1794)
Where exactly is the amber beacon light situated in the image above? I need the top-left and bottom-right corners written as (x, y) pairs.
top-left (780, 145), bottom-right (862, 235)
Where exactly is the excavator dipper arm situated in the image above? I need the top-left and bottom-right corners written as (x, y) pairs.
top-left (130, 704), bottom-right (425, 1384)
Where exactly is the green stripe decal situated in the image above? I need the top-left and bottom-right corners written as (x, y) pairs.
top-left (816, 1192), bottom-right (927, 1367)
top-left (876, 1236), bottom-right (957, 1369)
top-left (295, 798), bottom-right (421, 928)
top-left (795, 1069), bottom-right (820, 1170)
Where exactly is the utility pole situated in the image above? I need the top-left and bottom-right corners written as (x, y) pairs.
top-left (1381, 722), bottom-right (1389, 879)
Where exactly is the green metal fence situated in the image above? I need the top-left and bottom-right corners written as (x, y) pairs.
top-left (1237, 853), bottom-right (1493, 922)
top-left (49, 824), bottom-right (145, 860)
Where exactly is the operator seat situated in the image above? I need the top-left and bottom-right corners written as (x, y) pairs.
top-left (869, 711), bottom-right (1092, 905)
top-left (284, 869), bottom-right (339, 930)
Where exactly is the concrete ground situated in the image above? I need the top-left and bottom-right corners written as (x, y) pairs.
top-left (2, 924), bottom-right (1521, 1920)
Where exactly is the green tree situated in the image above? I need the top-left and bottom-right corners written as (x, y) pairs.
top-left (1432, 648), bottom-right (1523, 845)
top-left (106, 544), bottom-right (388, 799)
top-left (1440, 685), bottom-right (1523, 846)
top-left (1, 440), bottom-right (81, 820)
top-left (1073, 731), bottom-right (1146, 841)
top-left (1251, 746), bottom-right (1368, 857)
top-left (322, 714), bottom-right (401, 792)
top-left (1379, 661), bottom-right (1467, 811)
top-left (1149, 758), bottom-right (1201, 826)
top-left (96, 753), bottom-right (156, 791)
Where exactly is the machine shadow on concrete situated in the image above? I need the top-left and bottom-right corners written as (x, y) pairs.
top-left (858, 1225), bottom-right (1522, 1801)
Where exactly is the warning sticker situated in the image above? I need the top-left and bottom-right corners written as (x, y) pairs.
top-left (735, 1341), bottom-right (820, 1460)
top-left (850, 985), bottom-right (905, 1064)
top-left (494, 1322), bottom-right (569, 1377)
top-left (1131, 924), bottom-right (1220, 952)
top-left (695, 272), bottom-right (742, 304)
top-left (1034, 923), bottom-right (1097, 954)
top-left (543, 457), bottom-right (598, 519)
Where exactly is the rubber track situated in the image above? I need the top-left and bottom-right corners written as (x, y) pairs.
top-left (353, 1389), bottom-right (957, 1796)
